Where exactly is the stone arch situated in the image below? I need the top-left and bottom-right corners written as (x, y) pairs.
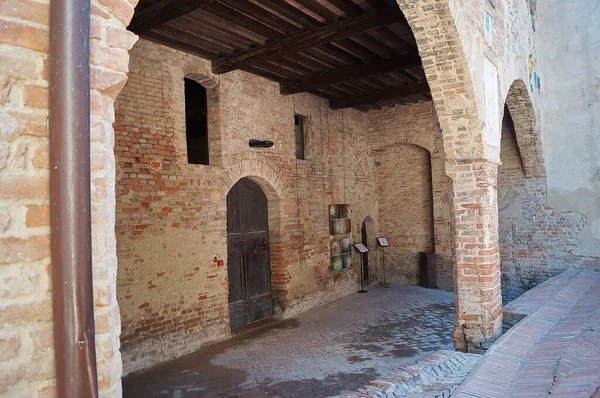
top-left (219, 159), bottom-right (290, 314)
top-left (504, 79), bottom-right (546, 179)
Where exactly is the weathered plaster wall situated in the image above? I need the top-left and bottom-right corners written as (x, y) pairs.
top-left (536, 0), bottom-right (600, 259)
top-left (115, 39), bottom-right (380, 374)
top-left (367, 102), bottom-right (453, 290)
top-left (498, 110), bottom-right (587, 302)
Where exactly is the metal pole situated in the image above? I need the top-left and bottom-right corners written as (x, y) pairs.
top-left (358, 254), bottom-right (367, 293)
top-left (49, 0), bottom-right (98, 395)
top-left (379, 247), bottom-right (390, 288)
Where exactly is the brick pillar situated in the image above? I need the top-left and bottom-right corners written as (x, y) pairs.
top-left (448, 160), bottom-right (503, 353)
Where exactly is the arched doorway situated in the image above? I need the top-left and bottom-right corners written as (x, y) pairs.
top-left (361, 217), bottom-right (377, 282)
top-left (226, 178), bottom-right (273, 331)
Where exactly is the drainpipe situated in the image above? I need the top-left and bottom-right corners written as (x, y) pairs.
top-left (49, 0), bottom-right (98, 396)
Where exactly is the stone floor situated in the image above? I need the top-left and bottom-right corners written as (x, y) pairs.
top-left (454, 269), bottom-right (600, 398)
top-left (122, 284), bottom-right (455, 398)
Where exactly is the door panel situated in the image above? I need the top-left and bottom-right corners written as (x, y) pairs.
top-left (226, 178), bottom-right (273, 331)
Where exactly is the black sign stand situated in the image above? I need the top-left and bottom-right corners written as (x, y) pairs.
top-left (354, 243), bottom-right (369, 293)
top-left (377, 237), bottom-right (390, 288)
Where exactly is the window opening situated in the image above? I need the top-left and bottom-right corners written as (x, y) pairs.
top-left (184, 78), bottom-right (209, 165)
top-left (294, 115), bottom-right (306, 160)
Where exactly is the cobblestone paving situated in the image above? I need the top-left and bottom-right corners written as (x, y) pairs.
top-left (342, 350), bottom-right (481, 398)
top-left (123, 284), bottom-right (455, 398)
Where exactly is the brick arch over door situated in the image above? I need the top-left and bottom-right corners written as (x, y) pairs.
top-left (219, 159), bottom-right (291, 313)
top-left (504, 79), bottom-right (546, 179)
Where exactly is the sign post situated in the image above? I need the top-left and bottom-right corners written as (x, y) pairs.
top-left (377, 237), bottom-right (390, 288)
top-left (353, 243), bottom-right (369, 293)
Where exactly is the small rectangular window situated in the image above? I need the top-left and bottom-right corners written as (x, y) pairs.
top-left (184, 78), bottom-right (209, 165)
top-left (294, 115), bottom-right (305, 160)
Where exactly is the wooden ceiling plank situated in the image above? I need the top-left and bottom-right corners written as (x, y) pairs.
top-left (242, 65), bottom-right (286, 82)
top-left (200, 2), bottom-right (288, 40)
top-left (154, 23), bottom-right (234, 54)
top-left (294, 0), bottom-right (340, 23)
top-left (141, 31), bottom-right (221, 60)
top-left (257, 0), bottom-right (321, 29)
top-left (280, 52), bottom-right (420, 94)
top-left (361, 0), bottom-right (388, 10)
top-left (212, 6), bottom-right (405, 74)
top-left (186, 9), bottom-right (269, 44)
top-left (326, 0), bottom-right (364, 17)
top-left (129, 0), bottom-right (215, 33)
top-left (332, 38), bottom-right (379, 62)
top-left (175, 16), bottom-right (256, 50)
top-left (216, 0), bottom-right (299, 37)
top-left (329, 82), bottom-right (429, 109)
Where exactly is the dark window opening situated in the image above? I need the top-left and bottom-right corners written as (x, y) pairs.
top-left (184, 78), bottom-right (209, 165)
top-left (294, 115), bottom-right (305, 160)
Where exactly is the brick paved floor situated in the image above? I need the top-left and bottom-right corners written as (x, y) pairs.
top-left (454, 269), bottom-right (600, 398)
top-left (122, 284), bottom-right (455, 398)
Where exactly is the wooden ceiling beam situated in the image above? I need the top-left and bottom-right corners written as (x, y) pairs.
top-left (128, 0), bottom-right (215, 33)
top-left (329, 82), bottom-right (430, 109)
top-left (280, 53), bottom-right (421, 95)
top-left (211, 6), bottom-right (405, 74)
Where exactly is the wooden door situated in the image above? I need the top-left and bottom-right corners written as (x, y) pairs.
top-left (227, 178), bottom-right (273, 331)
top-left (361, 221), bottom-right (369, 281)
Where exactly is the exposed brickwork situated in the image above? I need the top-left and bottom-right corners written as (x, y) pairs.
top-left (374, 145), bottom-right (434, 284)
top-left (343, 350), bottom-right (481, 398)
top-left (498, 94), bottom-right (596, 303)
top-left (114, 39), bottom-right (380, 374)
top-left (395, 0), bottom-right (504, 351)
top-left (367, 102), bottom-right (454, 290)
top-left (447, 161), bottom-right (502, 353)
top-left (0, 0), bottom-right (138, 396)
top-left (0, 0), bottom-right (581, 395)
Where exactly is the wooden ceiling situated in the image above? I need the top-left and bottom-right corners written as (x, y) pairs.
top-left (129, 0), bottom-right (431, 111)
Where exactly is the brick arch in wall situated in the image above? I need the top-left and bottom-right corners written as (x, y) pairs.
top-left (503, 79), bottom-right (546, 179)
top-left (394, 1), bottom-right (504, 353)
top-left (394, 0), bottom-right (483, 161)
top-left (182, 64), bottom-right (219, 89)
top-left (219, 159), bottom-right (291, 313)
top-left (87, 0), bottom-right (494, 390)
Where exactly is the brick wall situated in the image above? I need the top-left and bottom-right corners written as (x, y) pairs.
top-left (373, 144), bottom-right (434, 284)
top-left (0, 0), bottom-right (137, 395)
top-left (498, 108), bottom-right (597, 302)
top-left (367, 102), bottom-right (454, 289)
top-left (114, 39), bottom-right (380, 374)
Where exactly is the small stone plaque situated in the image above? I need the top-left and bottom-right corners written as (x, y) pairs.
top-left (377, 237), bottom-right (389, 247)
top-left (354, 243), bottom-right (369, 253)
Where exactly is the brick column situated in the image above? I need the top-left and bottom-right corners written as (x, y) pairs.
top-left (448, 160), bottom-right (503, 353)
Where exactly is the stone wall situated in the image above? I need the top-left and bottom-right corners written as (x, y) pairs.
top-left (367, 102), bottom-right (454, 290)
top-left (114, 39), bottom-right (380, 374)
